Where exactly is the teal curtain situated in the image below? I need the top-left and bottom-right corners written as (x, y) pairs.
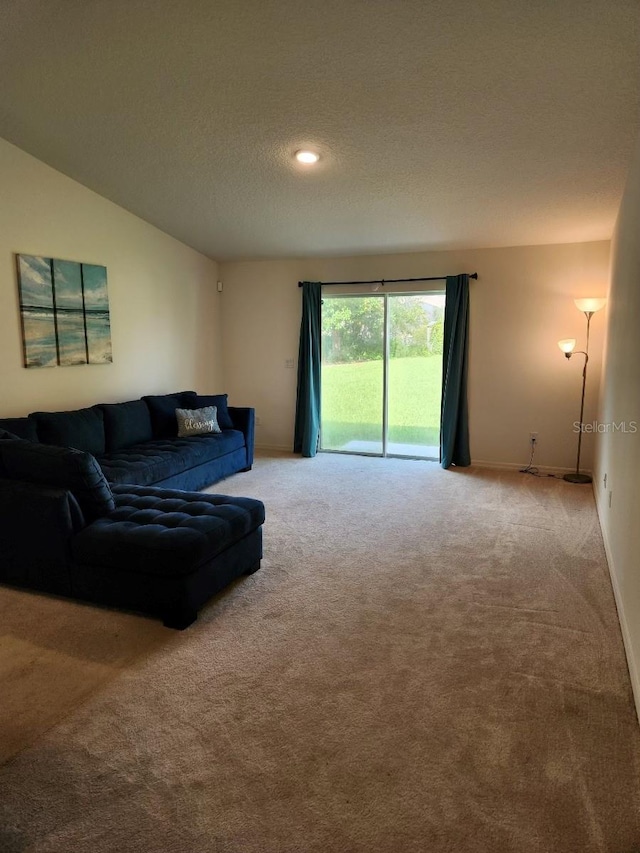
top-left (440, 274), bottom-right (471, 468)
top-left (294, 281), bottom-right (322, 457)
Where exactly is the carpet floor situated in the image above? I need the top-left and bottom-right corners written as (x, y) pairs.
top-left (1, 452), bottom-right (639, 852)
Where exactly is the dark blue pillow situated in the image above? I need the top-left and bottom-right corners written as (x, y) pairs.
top-left (142, 392), bottom-right (198, 438)
top-left (0, 417), bottom-right (38, 442)
top-left (194, 394), bottom-right (234, 431)
top-left (0, 430), bottom-right (17, 476)
top-left (0, 439), bottom-right (115, 522)
top-left (99, 400), bottom-right (153, 451)
top-left (0, 429), bottom-right (21, 441)
top-left (30, 406), bottom-right (106, 456)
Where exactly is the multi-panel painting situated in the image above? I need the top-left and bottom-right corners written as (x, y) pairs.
top-left (16, 254), bottom-right (112, 368)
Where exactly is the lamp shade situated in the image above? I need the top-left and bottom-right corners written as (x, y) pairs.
top-left (574, 297), bottom-right (606, 313)
top-left (558, 338), bottom-right (577, 354)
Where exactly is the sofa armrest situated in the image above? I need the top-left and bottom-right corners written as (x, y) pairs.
top-left (227, 407), bottom-right (255, 469)
top-left (0, 478), bottom-right (85, 594)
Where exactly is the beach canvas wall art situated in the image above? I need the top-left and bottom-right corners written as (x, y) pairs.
top-left (16, 255), bottom-right (112, 368)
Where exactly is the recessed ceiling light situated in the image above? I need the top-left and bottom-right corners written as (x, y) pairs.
top-left (295, 150), bottom-right (320, 164)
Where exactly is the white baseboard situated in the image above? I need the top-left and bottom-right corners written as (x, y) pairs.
top-left (593, 488), bottom-right (640, 725)
top-left (253, 451), bottom-right (580, 475)
top-left (471, 459), bottom-right (579, 475)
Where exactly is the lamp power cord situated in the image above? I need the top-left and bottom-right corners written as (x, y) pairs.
top-left (519, 438), bottom-right (563, 479)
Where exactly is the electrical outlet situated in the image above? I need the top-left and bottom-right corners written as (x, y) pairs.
top-left (285, 358), bottom-right (295, 369)
top-left (529, 431), bottom-right (538, 445)
top-left (255, 416), bottom-right (262, 426)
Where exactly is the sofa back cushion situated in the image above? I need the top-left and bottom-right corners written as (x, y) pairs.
top-left (30, 406), bottom-right (106, 456)
top-left (99, 400), bottom-right (153, 451)
top-left (193, 394), bottom-right (234, 431)
top-left (142, 391), bottom-right (198, 438)
top-left (0, 417), bottom-right (39, 442)
top-left (0, 439), bottom-right (115, 522)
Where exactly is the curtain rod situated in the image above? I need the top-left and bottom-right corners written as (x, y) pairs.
top-left (298, 273), bottom-right (478, 287)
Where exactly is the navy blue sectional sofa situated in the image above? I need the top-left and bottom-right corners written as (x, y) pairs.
top-left (1, 390), bottom-right (255, 490)
top-left (0, 391), bottom-right (263, 628)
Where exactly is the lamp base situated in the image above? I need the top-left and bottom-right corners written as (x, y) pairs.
top-left (563, 472), bottom-right (592, 484)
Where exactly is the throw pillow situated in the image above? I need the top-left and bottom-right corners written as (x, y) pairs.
top-left (0, 417), bottom-right (39, 442)
top-left (0, 439), bottom-right (115, 522)
top-left (142, 392), bottom-right (198, 438)
top-left (0, 429), bottom-right (21, 441)
top-left (176, 406), bottom-right (222, 437)
top-left (193, 394), bottom-right (234, 430)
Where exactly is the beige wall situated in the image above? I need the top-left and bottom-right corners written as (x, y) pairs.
top-left (594, 132), bottom-right (640, 714)
top-left (0, 138), bottom-right (222, 417)
top-left (220, 242), bottom-right (610, 469)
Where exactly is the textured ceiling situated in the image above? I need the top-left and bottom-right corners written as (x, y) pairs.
top-left (1, 0), bottom-right (639, 260)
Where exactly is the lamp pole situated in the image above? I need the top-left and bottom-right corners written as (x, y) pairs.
top-left (563, 311), bottom-right (593, 485)
top-left (558, 298), bottom-right (605, 484)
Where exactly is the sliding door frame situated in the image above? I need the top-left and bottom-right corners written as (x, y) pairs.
top-left (382, 294), bottom-right (389, 458)
top-left (320, 289), bottom-right (443, 460)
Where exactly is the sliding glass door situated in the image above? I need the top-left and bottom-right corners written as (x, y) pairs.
top-left (387, 294), bottom-right (444, 458)
top-left (320, 296), bottom-right (384, 454)
top-left (320, 292), bottom-right (444, 459)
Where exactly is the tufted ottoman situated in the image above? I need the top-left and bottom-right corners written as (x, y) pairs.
top-left (70, 484), bottom-right (265, 629)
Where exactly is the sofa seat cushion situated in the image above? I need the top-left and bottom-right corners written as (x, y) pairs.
top-left (71, 485), bottom-right (265, 576)
top-left (97, 431), bottom-right (246, 486)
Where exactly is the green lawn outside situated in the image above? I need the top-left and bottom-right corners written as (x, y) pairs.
top-left (321, 356), bottom-right (442, 450)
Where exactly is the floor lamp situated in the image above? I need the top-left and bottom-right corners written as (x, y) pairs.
top-left (558, 297), bottom-right (606, 484)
